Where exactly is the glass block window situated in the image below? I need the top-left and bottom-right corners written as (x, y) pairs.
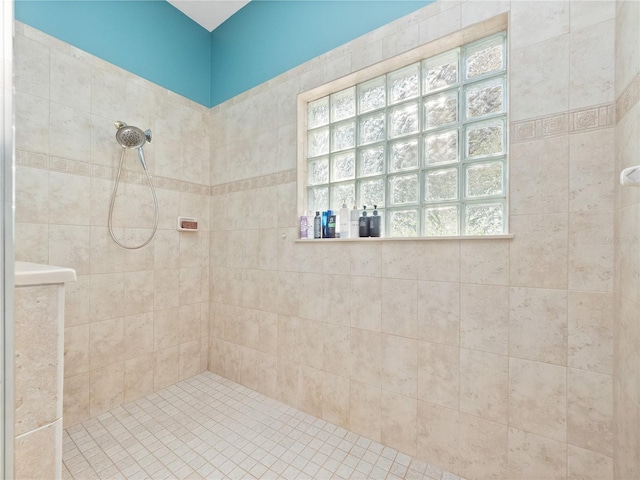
top-left (305, 33), bottom-right (508, 237)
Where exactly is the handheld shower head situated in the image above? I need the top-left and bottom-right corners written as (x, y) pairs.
top-left (115, 121), bottom-right (152, 170)
top-left (115, 122), bottom-right (150, 148)
top-left (109, 122), bottom-right (160, 250)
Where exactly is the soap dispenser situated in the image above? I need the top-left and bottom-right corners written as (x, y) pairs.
top-left (369, 205), bottom-right (381, 237)
top-left (359, 206), bottom-right (370, 237)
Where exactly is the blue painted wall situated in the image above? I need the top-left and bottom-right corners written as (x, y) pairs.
top-left (15, 0), bottom-right (212, 106)
top-left (210, 0), bottom-right (432, 106)
top-left (15, 0), bottom-right (433, 107)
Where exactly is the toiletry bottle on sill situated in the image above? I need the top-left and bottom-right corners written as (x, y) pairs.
top-left (314, 211), bottom-right (321, 239)
top-left (322, 211), bottom-right (329, 238)
top-left (369, 205), bottom-right (381, 237)
top-left (350, 205), bottom-right (359, 239)
top-left (339, 202), bottom-right (350, 239)
top-left (299, 215), bottom-right (309, 239)
top-left (359, 206), bottom-right (369, 237)
top-left (328, 212), bottom-right (337, 238)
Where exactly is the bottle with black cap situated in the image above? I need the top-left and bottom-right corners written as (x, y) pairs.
top-left (369, 205), bottom-right (381, 237)
top-left (313, 211), bottom-right (322, 239)
top-left (328, 211), bottom-right (336, 238)
top-left (359, 206), bottom-right (370, 237)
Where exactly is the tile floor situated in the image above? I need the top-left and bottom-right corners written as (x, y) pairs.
top-left (63, 372), bottom-right (463, 480)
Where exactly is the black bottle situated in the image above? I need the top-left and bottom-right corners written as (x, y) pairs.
top-left (369, 205), bottom-right (381, 237)
top-left (359, 206), bottom-right (370, 237)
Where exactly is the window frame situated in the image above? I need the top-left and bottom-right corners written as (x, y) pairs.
top-left (297, 14), bottom-right (510, 239)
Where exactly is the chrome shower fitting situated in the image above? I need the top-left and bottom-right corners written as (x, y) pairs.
top-left (108, 121), bottom-right (159, 250)
top-left (114, 121), bottom-right (152, 171)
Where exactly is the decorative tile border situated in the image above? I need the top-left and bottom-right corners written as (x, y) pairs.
top-left (616, 73), bottom-right (640, 122)
top-left (570, 104), bottom-right (616, 132)
top-left (510, 103), bottom-right (616, 143)
top-left (15, 150), bottom-right (48, 170)
top-left (154, 176), bottom-right (183, 193)
top-left (49, 156), bottom-right (91, 177)
top-left (91, 164), bottom-right (115, 180)
top-left (15, 148), bottom-right (294, 197)
top-left (15, 149), bottom-right (210, 196)
top-left (210, 169), bottom-right (296, 197)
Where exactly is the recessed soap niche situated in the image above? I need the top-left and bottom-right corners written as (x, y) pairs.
top-left (177, 216), bottom-right (198, 231)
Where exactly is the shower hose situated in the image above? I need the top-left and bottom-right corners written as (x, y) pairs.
top-left (107, 148), bottom-right (159, 249)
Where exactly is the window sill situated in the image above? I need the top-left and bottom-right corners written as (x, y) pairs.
top-left (295, 234), bottom-right (514, 243)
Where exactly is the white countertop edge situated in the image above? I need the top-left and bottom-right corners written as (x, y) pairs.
top-left (15, 261), bottom-right (77, 287)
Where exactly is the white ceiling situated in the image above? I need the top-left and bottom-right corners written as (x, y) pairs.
top-left (167, 0), bottom-right (251, 32)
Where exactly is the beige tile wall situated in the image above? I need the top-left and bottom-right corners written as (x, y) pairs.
top-left (613, 0), bottom-right (640, 478)
top-left (13, 22), bottom-right (210, 427)
top-left (11, 0), bottom-right (635, 477)
top-left (208, 1), bottom-right (621, 478)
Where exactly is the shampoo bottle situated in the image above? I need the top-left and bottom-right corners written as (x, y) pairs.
top-left (350, 205), bottom-right (359, 239)
top-left (322, 211), bottom-right (329, 238)
top-left (369, 205), bottom-right (381, 237)
top-left (328, 212), bottom-right (336, 238)
top-left (339, 203), bottom-right (350, 239)
top-left (359, 206), bottom-right (370, 237)
top-left (314, 211), bottom-right (322, 239)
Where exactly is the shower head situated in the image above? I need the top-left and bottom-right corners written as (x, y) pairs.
top-left (115, 121), bottom-right (152, 171)
top-left (115, 121), bottom-right (152, 148)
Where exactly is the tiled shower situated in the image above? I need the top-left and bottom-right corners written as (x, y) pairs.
top-left (9, 0), bottom-right (640, 479)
